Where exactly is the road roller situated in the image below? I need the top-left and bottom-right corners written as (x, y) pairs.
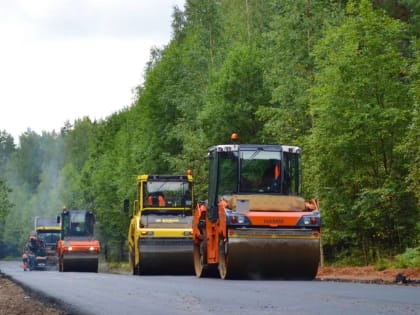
top-left (127, 173), bottom-right (194, 275)
top-left (192, 134), bottom-right (321, 279)
top-left (34, 217), bottom-right (61, 267)
top-left (57, 208), bottom-right (100, 272)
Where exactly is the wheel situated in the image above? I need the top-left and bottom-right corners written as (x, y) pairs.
top-left (218, 239), bottom-right (228, 279)
top-left (129, 250), bottom-right (139, 275)
top-left (193, 240), bottom-right (218, 278)
top-left (29, 257), bottom-right (34, 271)
top-left (193, 242), bottom-right (205, 277)
top-left (59, 256), bottom-right (65, 272)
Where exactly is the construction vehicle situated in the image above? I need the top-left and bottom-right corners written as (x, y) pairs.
top-left (127, 173), bottom-right (194, 275)
top-left (23, 235), bottom-right (47, 271)
top-left (57, 208), bottom-right (101, 272)
top-left (34, 217), bottom-right (61, 266)
top-left (192, 134), bottom-right (321, 279)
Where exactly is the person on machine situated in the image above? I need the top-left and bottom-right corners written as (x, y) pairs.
top-left (147, 192), bottom-right (166, 206)
top-left (23, 235), bottom-right (45, 270)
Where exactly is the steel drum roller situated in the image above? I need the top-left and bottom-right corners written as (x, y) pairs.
top-left (223, 229), bottom-right (320, 279)
top-left (139, 238), bottom-right (193, 274)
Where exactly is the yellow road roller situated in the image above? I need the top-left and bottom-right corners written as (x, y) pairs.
top-left (127, 173), bottom-right (194, 275)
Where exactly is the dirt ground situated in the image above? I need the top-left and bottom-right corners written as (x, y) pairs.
top-left (316, 266), bottom-right (420, 284)
top-left (1, 266), bottom-right (419, 315)
top-left (0, 273), bottom-right (67, 315)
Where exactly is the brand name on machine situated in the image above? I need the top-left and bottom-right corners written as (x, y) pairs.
top-left (264, 219), bottom-right (284, 224)
top-left (155, 219), bottom-right (180, 223)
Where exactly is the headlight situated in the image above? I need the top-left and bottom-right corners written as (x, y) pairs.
top-left (227, 212), bottom-right (250, 226)
top-left (297, 215), bottom-right (321, 227)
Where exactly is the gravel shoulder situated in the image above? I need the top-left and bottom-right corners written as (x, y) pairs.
top-left (317, 266), bottom-right (420, 285)
top-left (0, 273), bottom-right (67, 315)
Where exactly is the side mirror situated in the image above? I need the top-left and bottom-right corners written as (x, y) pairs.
top-left (56, 215), bottom-right (61, 224)
top-left (123, 199), bottom-right (130, 214)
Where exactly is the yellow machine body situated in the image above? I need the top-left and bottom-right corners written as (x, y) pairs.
top-left (128, 174), bottom-right (194, 275)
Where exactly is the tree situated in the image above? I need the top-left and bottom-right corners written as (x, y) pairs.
top-left (308, 0), bottom-right (418, 262)
top-left (0, 131), bottom-right (16, 174)
top-left (199, 44), bottom-right (269, 144)
top-left (0, 179), bottom-right (13, 222)
top-left (258, 0), bottom-right (345, 145)
top-left (404, 39), bottom-right (420, 241)
top-left (11, 130), bottom-right (44, 193)
top-left (0, 178), bottom-right (15, 258)
top-left (58, 117), bottom-right (96, 209)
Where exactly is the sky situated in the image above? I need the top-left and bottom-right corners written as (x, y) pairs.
top-left (0, 0), bottom-right (186, 142)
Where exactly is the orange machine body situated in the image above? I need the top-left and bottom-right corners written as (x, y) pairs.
top-left (192, 142), bottom-right (321, 279)
top-left (57, 209), bottom-right (100, 272)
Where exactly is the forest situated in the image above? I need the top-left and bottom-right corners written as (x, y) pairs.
top-left (0, 0), bottom-right (419, 266)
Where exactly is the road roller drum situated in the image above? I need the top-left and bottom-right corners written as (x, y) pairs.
top-left (220, 229), bottom-right (320, 279)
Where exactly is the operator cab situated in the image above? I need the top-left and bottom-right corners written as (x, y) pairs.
top-left (59, 210), bottom-right (95, 238)
top-left (207, 144), bottom-right (301, 219)
top-left (37, 231), bottom-right (60, 245)
top-left (139, 175), bottom-right (193, 215)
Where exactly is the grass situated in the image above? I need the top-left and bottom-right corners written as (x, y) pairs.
top-left (322, 247), bottom-right (420, 270)
top-left (394, 247), bottom-right (420, 268)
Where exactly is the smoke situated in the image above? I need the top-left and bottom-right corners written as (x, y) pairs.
top-left (1, 131), bottom-right (65, 256)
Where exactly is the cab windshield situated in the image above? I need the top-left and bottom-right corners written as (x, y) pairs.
top-left (239, 150), bottom-right (282, 193)
top-left (217, 148), bottom-right (301, 196)
top-left (37, 231), bottom-right (60, 245)
top-left (62, 211), bottom-right (95, 238)
top-left (143, 181), bottom-right (192, 208)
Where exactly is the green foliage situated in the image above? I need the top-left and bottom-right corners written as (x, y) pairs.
top-left (0, 131), bottom-right (15, 253)
top-left (260, 0), bottom-right (344, 144)
top-left (380, 0), bottom-right (420, 37)
top-left (350, 184), bottom-right (418, 263)
top-left (405, 40), bottom-right (420, 205)
top-left (0, 131), bottom-right (16, 174)
top-left (308, 0), bottom-right (418, 263)
top-left (1, 181), bottom-right (32, 257)
top-left (0, 179), bottom-right (13, 222)
top-left (395, 247), bottom-right (420, 268)
top-left (199, 44), bottom-right (269, 144)
top-left (11, 131), bottom-right (44, 192)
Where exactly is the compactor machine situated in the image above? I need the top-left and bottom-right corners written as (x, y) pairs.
top-left (34, 217), bottom-right (61, 266)
top-left (23, 234), bottom-right (47, 271)
top-left (127, 173), bottom-right (194, 275)
top-left (57, 208), bottom-right (100, 272)
top-left (192, 134), bottom-right (321, 279)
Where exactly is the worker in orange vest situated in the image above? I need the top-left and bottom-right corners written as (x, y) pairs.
top-left (147, 193), bottom-right (166, 206)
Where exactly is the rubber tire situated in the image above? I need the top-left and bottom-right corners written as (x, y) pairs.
top-left (59, 256), bottom-right (65, 272)
top-left (129, 251), bottom-right (139, 275)
top-left (218, 239), bottom-right (228, 279)
top-left (193, 241), bottom-right (218, 278)
top-left (193, 242), bottom-right (204, 277)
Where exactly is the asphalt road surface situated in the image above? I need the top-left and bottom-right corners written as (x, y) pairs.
top-left (1, 260), bottom-right (419, 315)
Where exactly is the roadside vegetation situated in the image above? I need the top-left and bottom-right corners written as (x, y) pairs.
top-left (0, 0), bottom-right (419, 267)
